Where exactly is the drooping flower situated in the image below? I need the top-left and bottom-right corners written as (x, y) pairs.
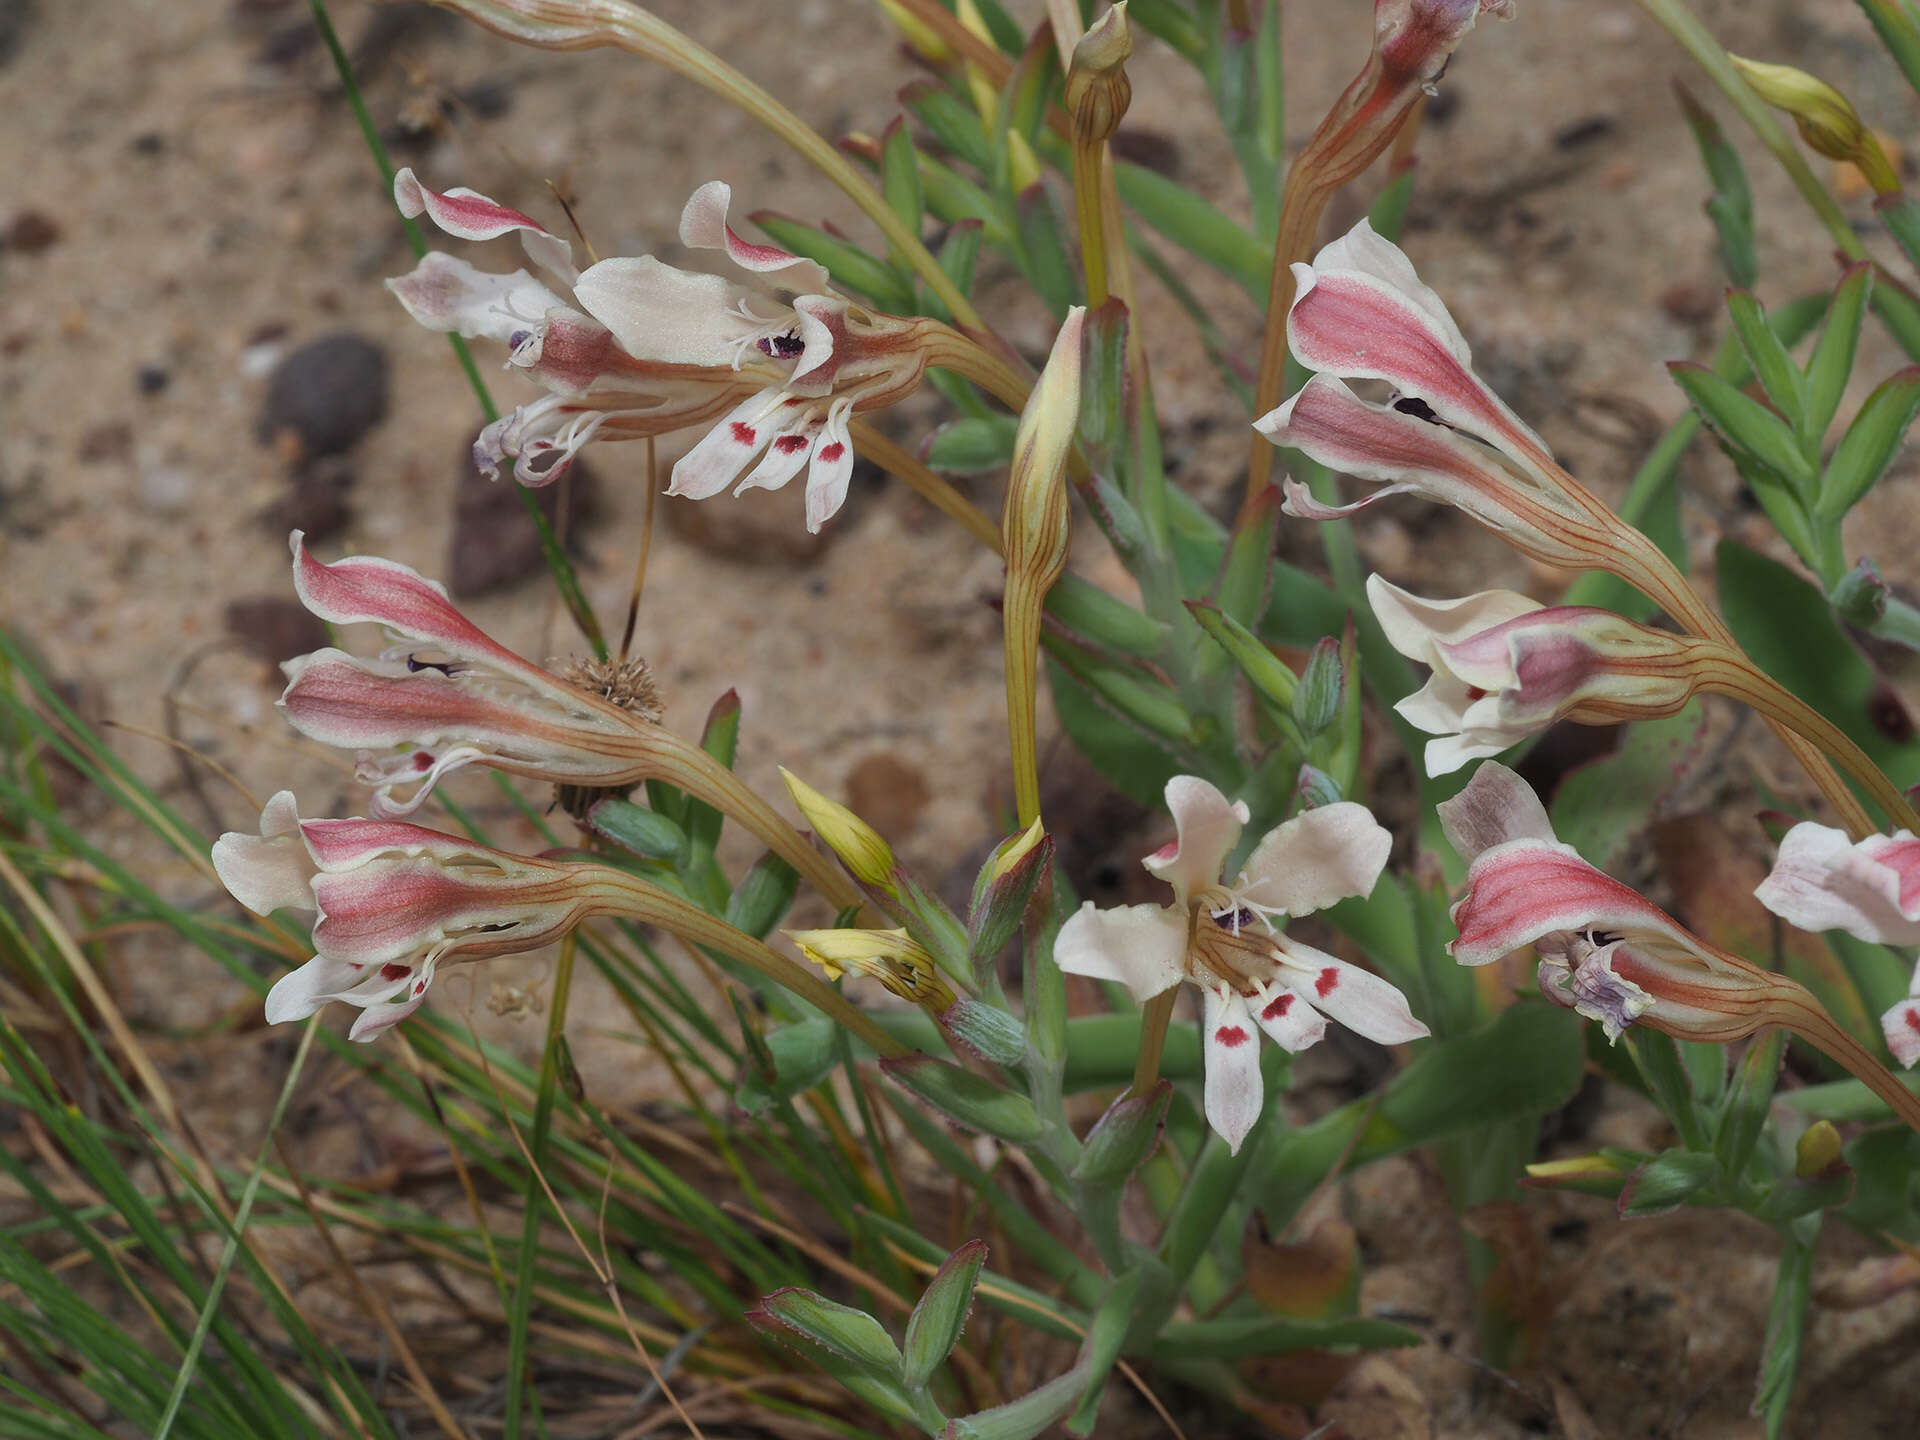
top-left (1443, 763), bottom-right (1850, 1045)
top-left (1755, 822), bottom-right (1920, 1064)
top-left (1255, 221), bottom-right (1656, 580)
top-left (1055, 777), bottom-right (1427, 1152)
top-left (272, 533), bottom-right (867, 913)
top-left (388, 170), bottom-right (940, 529)
top-left (212, 792), bottom-right (611, 1040)
top-left (1368, 576), bottom-right (1706, 775)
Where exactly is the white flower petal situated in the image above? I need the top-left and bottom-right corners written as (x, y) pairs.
top-left (211, 791), bottom-right (318, 916)
top-left (1236, 802), bottom-right (1391, 918)
top-left (1250, 981), bottom-right (1327, 1052)
top-left (803, 404), bottom-right (855, 532)
top-left (1143, 776), bottom-right (1248, 907)
top-left (264, 955), bottom-right (366, 1025)
top-left (1435, 760), bottom-right (1558, 865)
top-left (1883, 998), bottom-right (1920, 1068)
top-left (667, 389), bottom-right (785, 500)
top-left (1275, 937), bottom-right (1429, 1046)
top-left (1053, 901), bottom-right (1186, 1001)
top-left (571, 256), bottom-right (750, 367)
top-left (1201, 986), bottom-right (1265, 1154)
top-left (1754, 822), bottom-right (1920, 947)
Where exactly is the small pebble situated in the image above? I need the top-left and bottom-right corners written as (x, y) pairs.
top-left (255, 332), bottom-right (389, 461)
top-left (447, 448), bottom-right (596, 597)
top-left (0, 0), bottom-right (36, 69)
top-left (224, 596), bottom-right (329, 667)
top-left (78, 421), bottom-right (133, 464)
top-left (260, 454), bottom-right (355, 543)
top-left (3, 209), bottom-right (60, 253)
top-left (844, 752), bottom-right (931, 840)
top-left (138, 466), bottom-right (194, 513)
top-left (137, 366), bottom-right (170, 396)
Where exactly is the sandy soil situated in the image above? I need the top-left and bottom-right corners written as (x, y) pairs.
top-left (7, 0), bottom-right (1920, 1434)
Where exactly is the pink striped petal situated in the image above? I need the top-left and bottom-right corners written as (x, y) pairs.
top-left (1143, 776), bottom-right (1248, 908)
top-left (1278, 474), bottom-right (1418, 521)
top-left (1277, 936), bottom-right (1429, 1045)
top-left (679, 181), bottom-right (831, 294)
top-left (295, 815), bottom-right (494, 872)
top-left (1054, 901), bottom-right (1186, 1000)
top-left (1202, 986), bottom-right (1265, 1153)
top-left (1436, 760), bottom-right (1557, 864)
top-left (289, 533), bottom-right (552, 688)
top-left (309, 858), bottom-right (564, 968)
top-left (1235, 801), bottom-right (1391, 919)
top-left (1754, 822), bottom-right (1920, 947)
top-left (394, 168), bottom-right (576, 285)
top-left (1450, 841), bottom-right (1689, 967)
top-left (385, 251), bottom-right (568, 348)
top-left (1367, 575), bottom-right (1540, 668)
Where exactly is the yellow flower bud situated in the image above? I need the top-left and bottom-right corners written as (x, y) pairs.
top-left (1732, 56), bottom-right (1898, 192)
top-left (786, 928), bottom-right (956, 1011)
top-left (989, 817), bottom-right (1048, 881)
top-left (1066, 4), bottom-right (1133, 143)
top-left (780, 768), bottom-right (897, 893)
top-left (1794, 1118), bottom-right (1845, 1178)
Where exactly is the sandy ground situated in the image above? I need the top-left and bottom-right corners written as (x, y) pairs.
top-left (7, 0), bottom-right (1920, 1434)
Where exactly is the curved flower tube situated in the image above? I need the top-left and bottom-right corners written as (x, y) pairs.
top-left (213, 794), bottom-right (906, 1053)
top-left (389, 171), bottom-right (953, 529)
top-left (1756, 822), bottom-right (1920, 1064)
top-left (275, 532), bottom-right (866, 913)
top-left (1442, 763), bottom-right (1920, 1132)
top-left (1056, 776), bottom-right (1427, 1152)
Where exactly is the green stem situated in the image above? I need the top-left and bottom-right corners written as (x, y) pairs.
top-left (308, 0), bottom-right (607, 659)
top-left (1869, 591), bottom-right (1920, 650)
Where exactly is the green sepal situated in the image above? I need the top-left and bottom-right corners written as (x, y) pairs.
top-left (584, 798), bottom-right (688, 865)
top-left (1291, 635), bottom-right (1343, 739)
top-left (1816, 365), bottom-right (1920, 518)
top-left (751, 1287), bottom-right (903, 1376)
top-left (1829, 557), bottom-right (1889, 627)
top-left (965, 831), bottom-right (1053, 976)
top-left (1070, 1080), bottom-right (1171, 1187)
top-left (735, 1017), bottom-right (840, 1115)
top-left (943, 997), bottom-right (1029, 1068)
top-left (881, 1055), bottom-right (1047, 1142)
top-left (901, 1240), bottom-right (987, 1390)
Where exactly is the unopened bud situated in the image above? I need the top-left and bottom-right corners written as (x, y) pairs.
top-left (1794, 1118), bottom-right (1846, 1178)
top-left (1732, 56), bottom-right (1898, 192)
top-left (780, 768), bottom-right (897, 892)
top-left (1830, 557), bottom-right (1890, 627)
top-left (1066, 4), bottom-right (1133, 143)
top-left (1004, 309), bottom-right (1086, 591)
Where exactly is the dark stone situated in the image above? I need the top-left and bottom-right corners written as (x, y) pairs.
top-left (447, 448), bottom-right (597, 597)
top-left (255, 332), bottom-right (390, 462)
top-left (1553, 114), bottom-right (1616, 150)
top-left (224, 596), bottom-right (329, 667)
top-left (130, 130), bottom-right (166, 156)
top-left (137, 366), bottom-right (170, 397)
top-left (78, 422), bottom-right (133, 464)
top-left (3, 209), bottom-right (60, 254)
top-left (0, 0), bottom-right (36, 69)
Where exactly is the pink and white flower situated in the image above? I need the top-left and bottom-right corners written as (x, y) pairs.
top-left (1442, 762), bottom-right (1811, 1042)
top-left (1755, 822), bottom-right (1920, 1065)
top-left (1369, 576), bottom-right (1704, 775)
top-left (1255, 222), bottom-right (1638, 575)
top-left (277, 532), bottom-right (660, 818)
top-left (1055, 777), bottom-right (1426, 1152)
top-left (212, 792), bottom-right (607, 1040)
top-left (388, 170), bottom-right (935, 529)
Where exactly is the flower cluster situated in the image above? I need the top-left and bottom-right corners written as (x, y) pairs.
top-left (390, 171), bottom-right (939, 529)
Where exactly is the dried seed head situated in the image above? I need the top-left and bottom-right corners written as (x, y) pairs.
top-left (555, 655), bottom-right (665, 722)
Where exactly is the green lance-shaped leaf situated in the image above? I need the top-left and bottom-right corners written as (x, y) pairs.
top-left (1715, 1030), bottom-right (1786, 1178)
top-left (1153, 1312), bottom-right (1421, 1362)
top-left (722, 849), bottom-right (800, 940)
top-left (1043, 574), bottom-right (1172, 657)
top-left (1070, 1080), bottom-right (1171, 1187)
top-left (1040, 632), bottom-right (1197, 746)
top-left (1111, 160), bottom-right (1267, 300)
top-left (943, 1361), bottom-right (1089, 1440)
top-left (1878, 191), bottom-right (1920, 277)
top-left (881, 1055), bottom-right (1047, 1143)
top-left (880, 115), bottom-right (925, 237)
top-left (736, 1017), bottom-right (841, 1115)
top-left (1014, 182), bottom-right (1078, 317)
top-left (749, 210), bottom-right (916, 312)
top-left (1803, 263), bottom-right (1873, 440)
top-left (1753, 1223), bottom-right (1816, 1440)
top-left (585, 798), bottom-right (688, 865)
top-left (1046, 655), bottom-right (1183, 808)
top-left (901, 1240), bottom-right (988, 1390)
top-left (1215, 482), bottom-right (1282, 632)
top-left (1675, 81), bottom-right (1757, 288)
top-left (1616, 1149), bottom-right (1720, 1218)
top-left (926, 415), bottom-right (1019, 474)
top-left (1667, 361), bottom-right (1819, 495)
top-left (1184, 601), bottom-right (1304, 744)
top-left (752, 1287), bottom-right (903, 1376)
top-left (1725, 290), bottom-right (1808, 432)
top-left (900, 78), bottom-right (995, 172)
top-left (1815, 365), bottom-right (1920, 518)
top-left (1870, 266), bottom-right (1920, 361)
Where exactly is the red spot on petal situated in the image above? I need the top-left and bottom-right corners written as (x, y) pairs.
top-left (783, 395), bottom-right (808, 407)
top-left (414, 980), bottom-right (427, 996)
top-left (1905, 1007), bottom-right (1920, 1035)
top-left (1214, 1025), bottom-right (1250, 1048)
top-left (773, 434), bottom-right (808, 454)
top-left (817, 442), bottom-right (845, 462)
top-left (1315, 967), bottom-right (1339, 998)
top-left (1262, 994), bottom-right (1293, 1021)
top-left (1464, 687), bottom-right (1488, 701)
top-left (412, 751), bottom-right (435, 771)
top-left (730, 422), bottom-right (757, 445)
top-left (380, 963), bottom-right (411, 982)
